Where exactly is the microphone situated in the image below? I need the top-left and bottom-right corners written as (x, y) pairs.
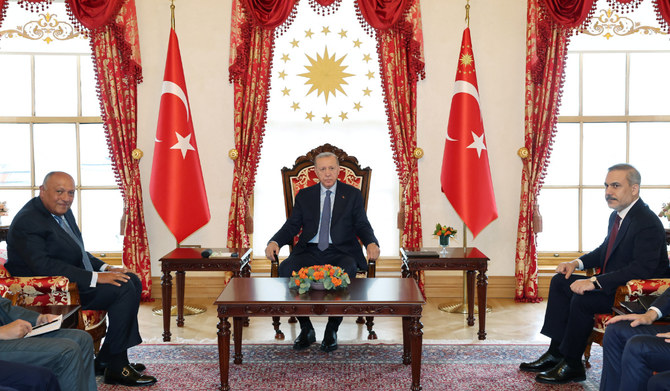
top-left (201, 248), bottom-right (213, 258)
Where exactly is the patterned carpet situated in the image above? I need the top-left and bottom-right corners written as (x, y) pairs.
top-left (97, 343), bottom-right (603, 390)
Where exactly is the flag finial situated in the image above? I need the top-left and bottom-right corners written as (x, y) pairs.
top-left (170, 0), bottom-right (175, 30)
top-left (465, 0), bottom-right (470, 28)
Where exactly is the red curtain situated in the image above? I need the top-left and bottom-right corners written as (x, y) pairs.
top-left (372, 0), bottom-right (425, 249)
top-left (227, 0), bottom-right (425, 249)
top-left (0, 0), bottom-right (150, 300)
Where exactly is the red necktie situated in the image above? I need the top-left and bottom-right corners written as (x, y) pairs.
top-left (603, 214), bottom-right (621, 272)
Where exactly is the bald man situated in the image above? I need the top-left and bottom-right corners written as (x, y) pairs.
top-left (7, 171), bottom-right (156, 387)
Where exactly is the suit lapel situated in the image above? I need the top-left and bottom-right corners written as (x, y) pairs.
top-left (331, 182), bottom-right (345, 226)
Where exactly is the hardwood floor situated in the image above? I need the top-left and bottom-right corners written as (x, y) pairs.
top-left (138, 297), bottom-right (551, 344)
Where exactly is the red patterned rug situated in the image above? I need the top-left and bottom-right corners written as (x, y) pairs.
top-left (97, 343), bottom-right (602, 390)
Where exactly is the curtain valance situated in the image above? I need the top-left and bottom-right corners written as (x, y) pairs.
top-left (540, 0), bottom-right (670, 31)
top-left (0, 0), bottom-right (141, 81)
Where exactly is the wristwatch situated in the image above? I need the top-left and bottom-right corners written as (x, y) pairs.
top-left (589, 276), bottom-right (602, 289)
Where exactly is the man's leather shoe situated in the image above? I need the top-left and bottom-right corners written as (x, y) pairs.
top-left (320, 328), bottom-right (338, 352)
top-left (535, 360), bottom-right (586, 384)
top-left (103, 365), bottom-right (157, 386)
top-left (519, 351), bottom-right (561, 372)
top-left (293, 328), bottom-right (316, 350)
top-left (95, 361), bottom-right (146, 376)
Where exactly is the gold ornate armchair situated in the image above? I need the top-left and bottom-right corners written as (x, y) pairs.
top-left (270, 143), bottom-right (377, 340)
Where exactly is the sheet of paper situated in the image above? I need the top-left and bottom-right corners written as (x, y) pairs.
top-left (24, 315), bottom-right (62, 338)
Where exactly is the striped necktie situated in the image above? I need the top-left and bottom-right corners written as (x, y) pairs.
top-left (318, 190), bottom-right (332, 251)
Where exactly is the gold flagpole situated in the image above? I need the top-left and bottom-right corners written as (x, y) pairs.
top-left (171, 0), bottom-right (175, 30)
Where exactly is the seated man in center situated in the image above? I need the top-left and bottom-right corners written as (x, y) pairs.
top-left (265, 151), bottom-right (380, 352)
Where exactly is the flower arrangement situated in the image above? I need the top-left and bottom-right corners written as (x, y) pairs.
top-left (289, 264), bottom-right (350, 294)
top-left (433, 223), bottom-right (457, 239)
top-left (0, 201), bottom-right (7, 217)
top-left (660, 203), bottom-right (670, 222)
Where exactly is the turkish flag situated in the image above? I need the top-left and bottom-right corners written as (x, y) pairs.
top-left (441, 27), bottom-right (497, 238)
top-left (150, 28), bottom-right (210, 244)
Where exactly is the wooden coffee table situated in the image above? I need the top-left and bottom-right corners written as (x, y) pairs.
top-left (214, 277), bottom-right (425, 391)
top-left (159, 247), bottom-right (251, 342)
top-left (401, 247), bottom-right (489, 340)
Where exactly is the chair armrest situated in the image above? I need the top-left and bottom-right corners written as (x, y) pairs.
top-left (367, 259), bottom-right (376, 278)
top-left (618, 279), bottom-right (670, 303)
top-left (270, 254), bottom-right (279, 278)
top-left (0, 276), bottom-right (74, 306)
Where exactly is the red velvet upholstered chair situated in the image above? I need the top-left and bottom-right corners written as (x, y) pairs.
top-left (270, 143), bottom-right (377, 340)
top-left (0, 227), bottom-right (107, 352)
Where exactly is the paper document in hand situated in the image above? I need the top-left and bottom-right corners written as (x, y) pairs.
top-left (24, 315), bottom-right (63, 338)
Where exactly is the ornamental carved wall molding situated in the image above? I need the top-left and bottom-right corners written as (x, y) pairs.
top-left (581, 8), bottom-right (669, 39)
top-left (0, 13), bottom-right (85, 43)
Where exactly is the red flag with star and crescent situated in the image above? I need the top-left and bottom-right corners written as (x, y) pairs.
top-left (150, 27), bottom-right (210, 244)
top-left (441, 27), bottom-right (497, 238)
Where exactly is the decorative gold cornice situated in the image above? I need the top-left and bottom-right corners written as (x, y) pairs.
top-left (0, 13), bottom-right (85, 44)
top-left (580, 8), bottom-right (669, 39)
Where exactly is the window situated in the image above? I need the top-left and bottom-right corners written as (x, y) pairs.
top-left (0, 1), bottom-right (123, 251)
top-left (538, 0), bottom-right (670, 255)
top-left (252, 0), bottom-right (399, 258)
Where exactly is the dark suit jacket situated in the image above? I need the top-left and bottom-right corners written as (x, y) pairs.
top-left (270, 181), bottom-right (378, 271)
top-left (6, 197), bottom-right (105, 290)
top-left (580, 198), bottom-right (670, 293)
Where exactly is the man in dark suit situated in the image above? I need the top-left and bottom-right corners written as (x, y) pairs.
top-left (519, 163), bottom-right (670, 384)
top-left (0, 295), bottom-right (95, 391)
top-left (6, 171), bottom-right (157, 387)
top-left (265, 151), bottom-right (380, 352)
top-left (600, 288), bottom-right (670, 391)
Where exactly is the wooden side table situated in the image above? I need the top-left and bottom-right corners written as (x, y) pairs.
top-left (159, 247), bottom-right (251, 342)
top-left (400, 247), bottom-right (489, 340)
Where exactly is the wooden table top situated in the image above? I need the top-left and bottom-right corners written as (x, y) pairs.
top-left (401, 247), bottom-right (489, 260)
top-left (160, 247), bottom-right (251, 262)
top-left (214, 277), bottom-right (425, 306)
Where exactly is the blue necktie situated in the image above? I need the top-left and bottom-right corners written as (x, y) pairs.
top-left (56, 215), bottom-right (93, 271)
top-left (318, 190), bottom-right (332, 251)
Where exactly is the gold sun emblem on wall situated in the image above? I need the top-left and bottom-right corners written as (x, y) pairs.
top-left (298, 47), bottom-right (354, 104)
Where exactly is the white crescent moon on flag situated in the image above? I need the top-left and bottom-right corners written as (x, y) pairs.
top-left (445, 80), bottom-right (481, 141)
top-left (161, 80), bottom-right (190, 122)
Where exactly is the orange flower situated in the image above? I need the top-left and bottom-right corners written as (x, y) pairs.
top-left (299, 270), bottom-right (308, 279)
top-left (332, 278), bottom-right (341, 287)
top-left (294, 279), bottom-right (301, 286)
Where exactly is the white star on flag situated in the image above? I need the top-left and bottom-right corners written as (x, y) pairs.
top-left (170, 131), bottom-right (196, 159)
top-left (466, 131), bottom-right (487, 158)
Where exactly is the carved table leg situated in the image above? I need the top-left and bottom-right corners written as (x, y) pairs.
top-left (161, 270), bottom-right (172, 342)
top-left (176, 271), bottom-right (186, 327)
top-left (402, 316), bottom-right (411, 365)
top-left (466, 270), bottom-right (475, 326)
top-left (477, 269), bottom-right (488, 340)
top-left (217, 315), bottom-right (231, 391)
top-left (410, 316), bottom-right (424, 391)
top-left (233, 317), bottom-right (244, 365)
